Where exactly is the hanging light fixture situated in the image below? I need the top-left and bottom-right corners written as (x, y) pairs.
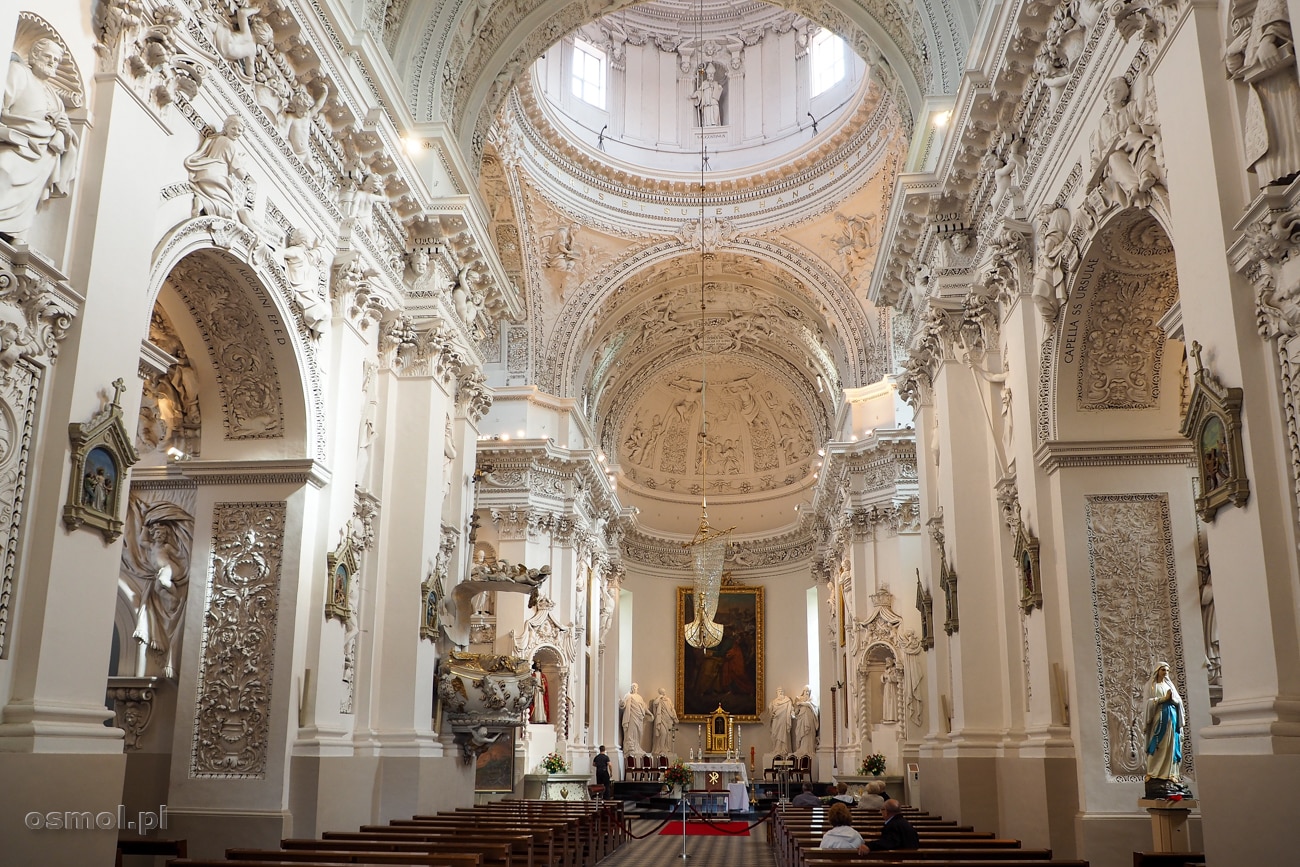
top-left (683, 12), bottom-right (733, 650)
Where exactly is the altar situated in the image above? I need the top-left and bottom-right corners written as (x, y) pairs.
top-left (684, 760), bottom-right (748, 787)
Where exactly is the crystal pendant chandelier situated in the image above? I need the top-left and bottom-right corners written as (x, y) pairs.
top-left (683, 26), bottom-right (732, 650)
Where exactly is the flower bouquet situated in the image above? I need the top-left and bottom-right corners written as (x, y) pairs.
top-left (860, 753), bottom-right (886, 776)
top-left (662, 761), bottom-right (692, 789)
top-left (540, 751), bottom-right (568, 774)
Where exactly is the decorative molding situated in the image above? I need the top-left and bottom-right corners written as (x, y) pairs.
top-left (130, 459), bottom-right (331, 489)
top-left (0, 357), bottom-right (40, 657)
top-left (106, 676), bottom-right (162, 752)
top-left (191, 502), bottom-right (287, 778)
top-left (1035, 438), bottom-right (1195, 473)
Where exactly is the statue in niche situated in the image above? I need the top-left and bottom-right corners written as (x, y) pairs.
top-left (156, 347), bottom-right (201, 454)
top-left (768, 685), bottom-right (794, 754)
top-left (792, 685), bottom-right (819, 757)
top-left (1225, 0), bottom-right (1300, 188)
top-left (650, 686), bottom-right (678, 755)
top-left (119, 497), bottom-right (193, 679)
top-left (184, 115), bottom-right (254, 226)
top-left (1089, 76), bottom-right (1163, 209)
top-left (1196, 537), bottom-right (1221, 686)
top-left (276, 229), bottom-right (330, 338)
top-left (1143, 661), bottom-right (1193, 799)
top-left (0, 38), bottom-right (80, 243)
top-left (881, 660), bottom-right (902, 722)
top-left (1032, 204), bottom-right (1073, 318)
top-left (690, 62), bottom-right (724, 127)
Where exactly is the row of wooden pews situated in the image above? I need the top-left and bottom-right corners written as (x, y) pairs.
top-left (167, 798), bottom-right (625, 867)
top-left (772, 805), bottom-right (1089, 867)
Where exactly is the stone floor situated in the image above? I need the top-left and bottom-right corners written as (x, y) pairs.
top-left (601, 811), bottom-right (777, 867)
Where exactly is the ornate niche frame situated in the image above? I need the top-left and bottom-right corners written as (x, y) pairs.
top-left (63, 379), bottom-right (139, 542)
top-left (1181, 342), bottom-right (1249, 522)
top-left (1014, 522), bottom-right (1043, 613)
top-left (419, 568), bottom-right (441, 642)
top-left (325, 535), bottom-right (359, 623)
top-left (939, 554), bottom-right (959, 636)
top-left (914, 570), bottom-right (934, 651)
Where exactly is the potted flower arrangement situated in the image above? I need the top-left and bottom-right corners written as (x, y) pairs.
top-left (860, 753), bottom-right (886, 776)
top-left (540, 751), bottom-right (568, 774)
top-left (662, 761), bottom-right (692, 797)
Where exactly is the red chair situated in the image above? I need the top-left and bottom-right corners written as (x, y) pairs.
top-left (796, 754), bottom-right (812, 782)
top-left (640, 754), bottom-right (655, 780)
top-left (764, 753), bottom-right (784, 781)
top-left (624, 755), bottom-right (639, 781)
top-left (657, 755), bottom-right (669, 780)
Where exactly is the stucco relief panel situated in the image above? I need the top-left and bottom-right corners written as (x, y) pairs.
top-left (1085, 493), bottom-right (1189, 781)
top-left (191, 501), bottom-right (287, 778)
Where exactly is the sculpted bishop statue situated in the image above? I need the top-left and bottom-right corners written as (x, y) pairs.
top-left (0, 38), bottom-right (80, 243)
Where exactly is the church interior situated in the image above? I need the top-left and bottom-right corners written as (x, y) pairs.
top-left (0, 0), bottom-right (1298, 864)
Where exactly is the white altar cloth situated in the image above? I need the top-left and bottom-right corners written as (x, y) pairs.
top-left (684, 761), bottom-right (748, 789)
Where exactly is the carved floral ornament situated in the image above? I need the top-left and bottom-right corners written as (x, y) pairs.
top-left (0, 242), bottom-right (79, 372)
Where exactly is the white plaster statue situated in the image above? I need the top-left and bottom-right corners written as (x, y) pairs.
top-left (768, 685), bottom-right (794, 754)
top-left (881, 661), bottom-right (902, 722)
top-left (0, 38), bottom-right (80, 243)
top-left (155, 347), bottom-right (200, 455)
top-left (452, 264), bottom-right (479, 323)
top-left (184, 115), bottom-right (253, 226)
top-left (1197, 545), bottom-right (1221, 685)
top-left (598, 577), bottom-right (615, 639)
top-left (620, 682), bottom-right (648, 755)
top-left (650, 687), bottom-right (678, 755)
top-left (283, 81), bottom-right (329, 170)
top-left (1032, 204), bottom-right (1073, 318)
top-left (1090, 76), bottom-right (1163, 209)
top-left (120, 499), bottom-right (193, 679)
top-left (1143, 661), bottom-right (1191, 798)
top-left (546, 223), bottom-right (580, 271)
top-left (988, 133), bottom-right (1027, 216)
top-left (1225, 0), bottom-right (1300, 188)
top-left (277, 228), bottom-right (330, 338)
top-left (207, 2), bottom-right (269, 81)
top-left (691, 63), bottom-right (723, 127)
top-left (531, 662), bottom-right (549, 724)
top-left (793, 685), bottom-right (819, 757)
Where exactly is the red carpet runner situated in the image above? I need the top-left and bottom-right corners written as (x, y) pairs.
top-left (659, 821), bottom-right (750, 837)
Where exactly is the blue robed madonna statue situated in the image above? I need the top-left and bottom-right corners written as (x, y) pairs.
top-left (1143, 661), bottom-right (1193, 799)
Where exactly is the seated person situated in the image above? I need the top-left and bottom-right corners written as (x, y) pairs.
top-left (858, 779), bottom-right (887, 810)
top-left (828, 783), bottom-right (856, 806)
top-left (818, 802), bottom-right (864, 849)
top-left (858, 799), bottom-right (920, 852)
top-left (791, 783), bottom-right (822, 806)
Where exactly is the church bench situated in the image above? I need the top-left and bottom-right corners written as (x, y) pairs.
top-left (1131, 855), bottom-right (1205, 867)
top-left (120, 836), bottom-right (188, 866)
top-left (788, 838), bottom-right (1028, 867)
top-left (382, 819), bottom-right (554, 867)
top-left (461, 803), bottom-right (608, 863)
top-left (317, 833), bottom-right (515, 867)
top-left (225, 850), bottom-right (473, 866)
top-left (169, 861), bottom-right (440, 867)
top-left (801, 849), bottom-right (1053, 861)
top-left (804, 861), bottom-right (1086, 867)
top-left (280, 839), bottom-right (481, 863)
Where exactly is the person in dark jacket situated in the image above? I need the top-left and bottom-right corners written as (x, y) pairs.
top-left (593, 745), bottom-right (611, 797)
top-left (791, 783), bottom-right (822, 806)
top-left (858, 799), bottom-right (920, 851)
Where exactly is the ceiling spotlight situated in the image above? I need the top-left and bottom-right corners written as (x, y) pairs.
top-left (934, 110), bottom-right (951, 128)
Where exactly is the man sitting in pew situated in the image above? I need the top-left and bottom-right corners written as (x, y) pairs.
top-left (857, 800), bottom-right (920, 852)
top-left (792, 783), bottom-right (823, 806)
top-left (818, 803), bottom-right (865, 850)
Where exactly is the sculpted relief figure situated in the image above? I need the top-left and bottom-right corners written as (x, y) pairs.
top-left (119, 498), bottom-right (194, 679)
top-left (1225, 0), bottom-right (1300, 188)
top-left (277, 229), bottom-right (331, 338)
top-left (1032, 204), bottom-right (1073, 318)
top-left (691, 63), bottom-right (724, 127)
top-left (1089, 76), bottom-right (1164, 210)
top-left (0, 38), bottom-right (80, 243)
top-left (184, 115), bottom-right (254, 226)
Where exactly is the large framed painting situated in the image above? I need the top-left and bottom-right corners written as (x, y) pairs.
top-left (474, 728), bottom-right (515, 793)
top-left (676, 585), bottom-right (764, 722)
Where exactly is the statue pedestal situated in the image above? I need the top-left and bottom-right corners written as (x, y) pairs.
top-left (1138, 799), bottom-right (1197, 852)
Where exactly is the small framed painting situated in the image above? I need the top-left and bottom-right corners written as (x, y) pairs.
top-left (325, 535), bottom-right (359, 623)
top-left (63, 379), bottom-right (139, 542)
top-left (1181, 342), bottom-right (1249, 522)
top-left (474, 728), bottom-right (515, 793)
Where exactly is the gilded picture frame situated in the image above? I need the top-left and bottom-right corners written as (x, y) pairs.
top-left (1013, 522), bottom-right (1043, 614)
top-left (63, 379), bottom-right (139, 542)
top-left (676, 585), bottom-right (764, 722)
top-left (325, 535), bottom-right (358, 623)
top-left (474, 728), bottom-right (515, 793)
top-left (1180, 342), bottom-right (1249, 522)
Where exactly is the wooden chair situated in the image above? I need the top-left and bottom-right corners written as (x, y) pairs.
top-left (796, 754), bottom-right (811, 782)
top-left (640, 754), bottom-right (655, 780)
top-left (656, 755), bottom-right (669, 780)
top-left (765, 753), bottom-right (785, 781)
top-left (624, 755), bottom-right (639, 781)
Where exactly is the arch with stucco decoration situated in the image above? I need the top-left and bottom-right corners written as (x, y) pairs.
top-left (392, 0), bottom-right (974, 166)
top-left (546, 236), bottom-right (882, 400)
top-left (145, 217), bottom-right (323, 463)
top-left (1040, 207), bottom-right (1183, 446)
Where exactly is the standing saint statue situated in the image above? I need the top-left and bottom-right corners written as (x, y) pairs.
top-left (184, 115), bottom-right (253, 225)
top-left (620, 682), bottom-right (648, 756)
top-left (768, 685), bottom-right (794, 754)
top-left (793, 685), bottom-right (819, 758)
top-left (881, 661), bottom-right (902, 723)
top-left (1143, 661), bottom-right (1192, 799)
top-left (690, 63), bottom-right (723, 127)
top-left (650, 687), bottom-right (678, 756)
top-left (119, 498), bottom-right (194, 679)
top-left (1225, 0), bottom-right (1300, 188)
top-left (530, 662), bottom-right (549, 724)
top-left (0, 38), bottom-right (80, 242)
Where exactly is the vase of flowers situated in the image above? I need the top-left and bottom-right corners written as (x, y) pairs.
top-left (860, 753), bottom-right (886, 776)
top-left (540, 751), bottom-right (568, 774)
top-left (662, 761), bottom-right (692, 798)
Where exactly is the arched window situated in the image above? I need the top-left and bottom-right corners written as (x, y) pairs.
top-left (572, 39), bottom-right (607, 108)
top-left (810, 29), bottom-right (845, 97)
